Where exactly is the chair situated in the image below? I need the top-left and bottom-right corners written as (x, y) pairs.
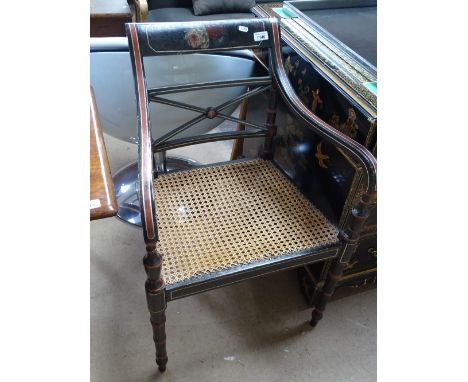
top-left (125, 18), bottom-right (376, 372)
top-left (131, 0), bottom-right (148, 22)
top-left (129, 0), bottom-right (281, 23)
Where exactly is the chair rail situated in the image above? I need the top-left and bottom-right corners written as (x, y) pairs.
top-left (127, 23), bottom-right (158, 243)
top-left (147, 77), bottom-right (271, 96)
top-left (128, 19), bottom-right (273, 56)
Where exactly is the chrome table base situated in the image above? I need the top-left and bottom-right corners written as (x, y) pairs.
top-left (113, 156), bottom-right (199, 226)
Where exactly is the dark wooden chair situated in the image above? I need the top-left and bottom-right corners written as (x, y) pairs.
top-left (125, 18), bottom-right (376, 372)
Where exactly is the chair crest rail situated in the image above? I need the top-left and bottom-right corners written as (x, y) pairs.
top-left (130, 19), bottom-right (273, 56)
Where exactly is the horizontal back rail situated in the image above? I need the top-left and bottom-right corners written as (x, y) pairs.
top-left (153, 130), bottom-right (267, 152)
top-left (126, 19), bottom-right (274, 57)
top-left (147, 76), bottom-right (272, 96)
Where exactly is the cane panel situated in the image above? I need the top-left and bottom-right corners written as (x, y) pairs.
top-left (154, 159), bottom-right (339, 285)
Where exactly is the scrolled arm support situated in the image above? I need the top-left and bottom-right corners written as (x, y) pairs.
top-left (268, 19), bottom-right (377, 328)
top-left (268, 19), bottom-right (377, 195)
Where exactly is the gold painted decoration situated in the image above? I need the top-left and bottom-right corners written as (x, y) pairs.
top-left (315, 142), bottom-right (330, 169)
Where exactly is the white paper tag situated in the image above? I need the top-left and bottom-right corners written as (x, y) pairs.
top-left (238, 26), bottom-right (248, 32)
top-left (253, 31), bottom-right (269, 42)
top-left (90, 199), bottom-right (101, 209)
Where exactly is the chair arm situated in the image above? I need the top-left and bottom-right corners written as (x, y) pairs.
top-left (269, 19), bottom-right (377, 196)
top-left (130, 0), bottom-right (148, 22)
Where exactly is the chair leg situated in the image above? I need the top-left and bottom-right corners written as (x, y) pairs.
top-left (143, 243), bottom-right (168, 372)
top-left (311, 192), bottom-right (375, 327)
top-left (150, 310), bottom-right (167, 372)
top-left (310, 258), bottom-right (346, 326)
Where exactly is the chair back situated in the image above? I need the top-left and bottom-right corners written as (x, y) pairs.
top-left (125, 18), bottom-right (377, 245)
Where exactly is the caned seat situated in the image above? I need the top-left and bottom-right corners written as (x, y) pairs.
top-left (154, 159), bottom-right (340, 286)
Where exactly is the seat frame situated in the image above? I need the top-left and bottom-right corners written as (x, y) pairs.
top-left (126, 18), bottom-right (376, 372)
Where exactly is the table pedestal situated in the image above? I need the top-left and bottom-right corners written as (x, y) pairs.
top-left (113, 156), bottom-right (199, 226)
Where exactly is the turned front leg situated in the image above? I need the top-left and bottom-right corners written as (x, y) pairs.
top-left (311, 192), bottom-right (375, 327)
top-left (310, 257), bottom-right (347, 326)
top-left (143, 243), bottom-right (168, 372)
